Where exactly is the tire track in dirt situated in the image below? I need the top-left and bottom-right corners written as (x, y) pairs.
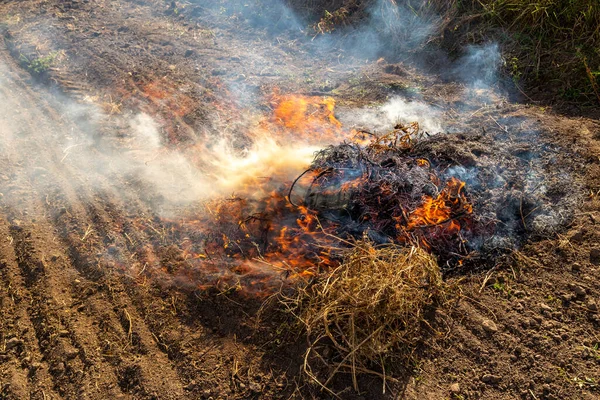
top-left (3, 40), bottom-right (189, 397)
top-left (73, 183), bottom-right (232, 395)
top-left (0, 45), bottom-right (135, 398)
top-left (87, 189), bottom-right (224, 387)
top-left (80, 181), bottom-right (275, 398)
top-left (0, 47), bottom-right (82, 400)
top-left (8, 217), bottom-right (126, 399)
top-left (12, 192), bottom-right (150, 399)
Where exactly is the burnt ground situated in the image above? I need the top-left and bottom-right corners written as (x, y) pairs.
top-left (1, 0), bottom-right (600, 399)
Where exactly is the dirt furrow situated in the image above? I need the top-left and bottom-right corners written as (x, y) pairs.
top-left (3, 185), bottom-right (129, 398)
top-left (77, 189), bottom-right (221, 392)
top-left (1, 41), bottom-right (187, 398)
top-left (44, 188), bottom-right (186, 398)
top-left (0, 217), bottom-right (61, 400)
top-left (80, 186), bottom-right (282, 399)
top-left (8, 215), bottom-right (127, 399)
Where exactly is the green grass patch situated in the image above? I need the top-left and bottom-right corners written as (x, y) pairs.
top-left (20, 52), bottom-right (59, 76)
top-left (476, 0), bottom-right (600, 103)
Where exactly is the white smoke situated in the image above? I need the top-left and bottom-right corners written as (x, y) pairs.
top-left (338, 97), bottom-right (443, 133)
top-left (130, 113), bottom-right (162, 150)
top-left (0, 58), bottom-right (319, 216)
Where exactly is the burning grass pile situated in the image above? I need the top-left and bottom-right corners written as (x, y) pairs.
top-left (291, 125), bottom-right (477, 268)
top-left (281, 240), bottom-right (449, 393)
top-left (157, 91), bottom-right (578, 299)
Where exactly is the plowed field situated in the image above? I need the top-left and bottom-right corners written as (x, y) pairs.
top-left (1, 1), bottom-right (600, 399)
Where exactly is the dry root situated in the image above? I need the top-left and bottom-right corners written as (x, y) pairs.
top-left (281, 240), bottom-right (448, 394)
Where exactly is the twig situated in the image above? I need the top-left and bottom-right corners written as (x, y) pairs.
top-left (519, 196), bottom-right (527, 231)
top-left (323, 326), bottom-right (384, 388)
top-left (170, 295), bottom-right (177, 315)
top-left (479, 265), bottom-right (498, 293)
top-left (138, 262), bottom-right (147, 276)
top-left (124, 232), bottom-right (135, 247)
top-left (303, 339), bottom-right (342, 399)
top-left (409, 211), bottom-right (472, 230)
top-left (583, 57), bottom-right (600, 105)
top-left (489, 115), bottom-right (508, 133)
top-left (469, 105), bottom-right (488, 117)
top-left (60, 143), bottom-right (82, 163)
top-left (288, 168), bottom-right (314, 207)
top-left (123, 309), bottom-right (133, 347)
top-left (80, 224), bottom-right (93, 241)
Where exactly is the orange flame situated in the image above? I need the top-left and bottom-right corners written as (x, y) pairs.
top-left (148, 89), bottom-right (475, 294)
top-left (270, 93), bottom-right (344, 142)
top-left (407, 177), bottom-right (473, 233)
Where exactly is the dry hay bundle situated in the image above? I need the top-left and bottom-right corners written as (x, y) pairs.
top-left (293, 240), bottom-right (447, 393)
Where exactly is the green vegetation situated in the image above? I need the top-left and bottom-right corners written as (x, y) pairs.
top-left (305, 0), bottom-right (600, 105)
top-left (20, 52), bottom-right (59, 76)
top-left (492, 281), bottom-right (506, 292)
top-left (474, 0), bottom-right (600, 103)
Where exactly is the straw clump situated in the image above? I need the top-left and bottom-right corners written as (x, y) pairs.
top-left (292, 240), bottom-right (447, 392)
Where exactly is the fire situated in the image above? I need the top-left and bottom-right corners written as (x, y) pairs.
top-left (270, 93), bottom-right (344, 143)
top-left (416, 158), bottom-right (430, 167)
top-left (273, 94), bottom-right (341, 130)
top-left (184, 91), bottom-right (350, 200)
top-left (168, 95), bottom-right (346, 285)
top-left (148, 90), bottom-right (475, 295)
top-left (407, 178), bottom-right (472, 231)
top-left (394, 177), bottom-right (473, 254)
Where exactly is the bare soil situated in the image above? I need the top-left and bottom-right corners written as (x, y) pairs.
top-left (0, 1), bottom-right (599, 399)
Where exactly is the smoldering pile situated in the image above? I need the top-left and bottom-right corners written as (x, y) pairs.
top-left (289, 123), bottom-right (578, 269)
top-left (155, 118), bottom-right (578, 294)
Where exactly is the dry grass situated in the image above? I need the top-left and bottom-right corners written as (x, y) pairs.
top-left (278, 240), bottom-right (449, 394)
